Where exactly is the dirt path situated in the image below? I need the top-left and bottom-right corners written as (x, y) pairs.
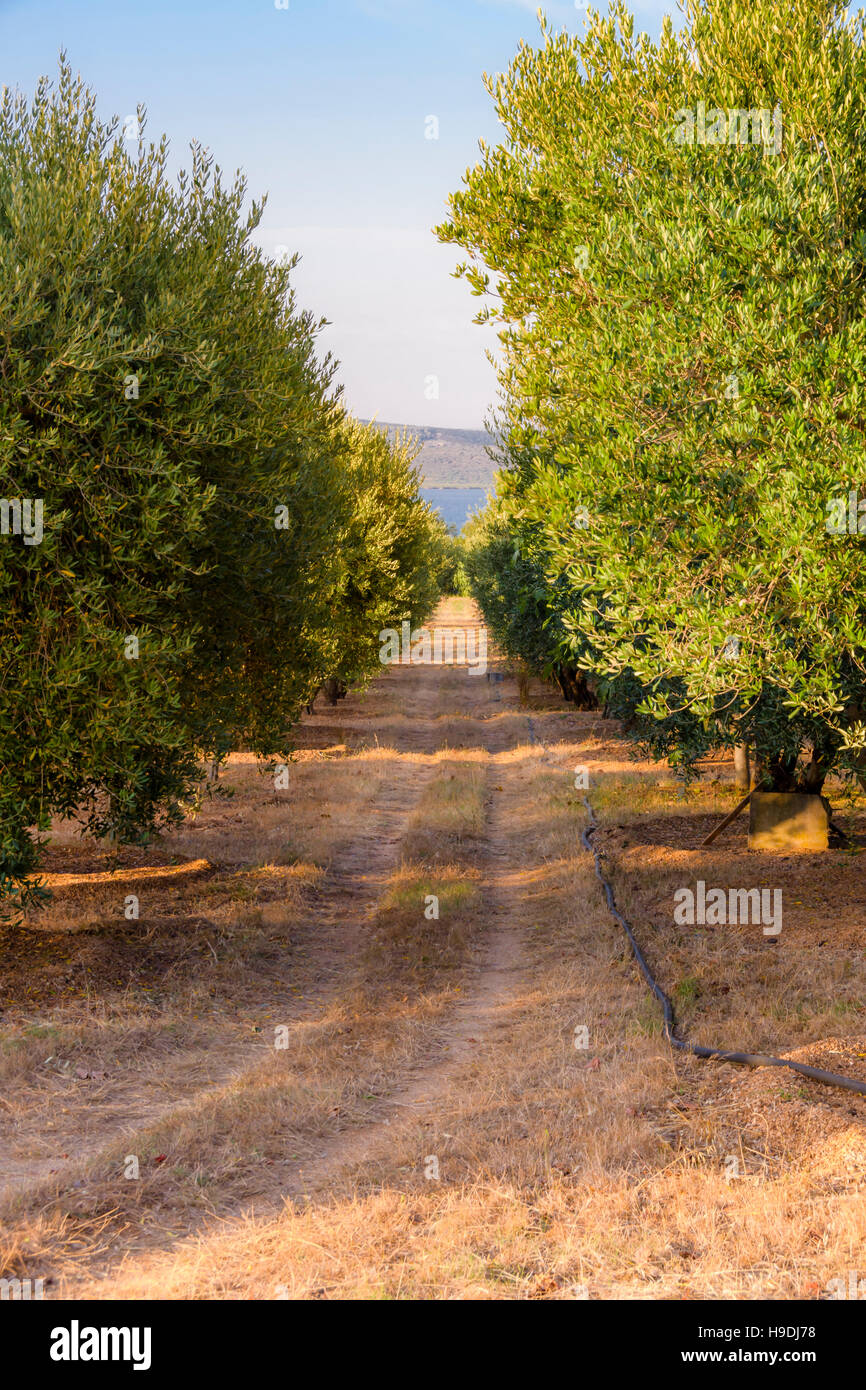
top-left (6, 598), bottom-right (866, 1300)
top-left (0, 754), bottom-right (438, 1197)
top-left (0, 601), bottom-right (552, 1287)
top-left (283, 749), bottom-right (525, 1201)
top-left (0, 645), bottom-right (468, 1201)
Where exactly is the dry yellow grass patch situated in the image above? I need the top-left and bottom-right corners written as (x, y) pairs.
top-left (63, 741), bottom-right (866, 1301)
top-left (0, 735), bottom-right (495, 1290)
top-left (402, 754), bottom-right (486, 860)
top-left (6, 600), bottom-right (866, 1302)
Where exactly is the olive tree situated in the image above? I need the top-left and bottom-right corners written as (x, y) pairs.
top-left (439, 0), bottom-right (866, 789)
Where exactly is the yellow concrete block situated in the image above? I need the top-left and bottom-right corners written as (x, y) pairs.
top-left (748, 792), bottom-right (829, 851)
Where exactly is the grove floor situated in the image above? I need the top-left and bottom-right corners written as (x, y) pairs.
top-left (2, 598), bottom-right (866, 1299)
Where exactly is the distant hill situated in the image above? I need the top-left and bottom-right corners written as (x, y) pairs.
top-left (364, 421), bottom-right (499, 488)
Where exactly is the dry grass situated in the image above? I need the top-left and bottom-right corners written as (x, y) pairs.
top-left (3, 600), bottom-right (866, 1300)
top-left (52, 744), bottom-right (866, 1301)
top-left (402, 754), bottom-right (486, 861)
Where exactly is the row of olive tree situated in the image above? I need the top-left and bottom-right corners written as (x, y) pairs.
top-left (441, 0), bottom-right (866, 790)
top-left (0, 61), bottom-right (442, 908)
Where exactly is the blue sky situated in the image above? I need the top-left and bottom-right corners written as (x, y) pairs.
top-left (0, 0), bottom-right (672, 428)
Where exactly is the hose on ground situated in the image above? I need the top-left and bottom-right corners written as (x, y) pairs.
top-left (526, 715), bottom-right (866, 1098)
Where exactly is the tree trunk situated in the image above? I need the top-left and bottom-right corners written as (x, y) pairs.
top-left (802, 747), bottom-right (827, 794)
top-left (755, 748), bottom-right (828, 795)
top-left (555, 664), bottom-right (599, 710)
top-left (322, 677), bottom-right (347, 706)
top-left (733, 743), bottom-right (750, 793)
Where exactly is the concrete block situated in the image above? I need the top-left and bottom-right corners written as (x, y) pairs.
top-left (748, 792), bottom-right (829, 851)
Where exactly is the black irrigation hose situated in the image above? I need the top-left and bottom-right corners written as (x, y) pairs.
top-left (526, 716), bottom-right (866, 1099)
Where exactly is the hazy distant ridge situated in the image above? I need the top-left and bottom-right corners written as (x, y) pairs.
top-left (363, 420), bottom-right (499, 488)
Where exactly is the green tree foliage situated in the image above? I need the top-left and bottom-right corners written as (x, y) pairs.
top-left (320, 419), bottom-right (446, 694)
top-left (422, 515), bottom-right (477, 597)
top-left (0, 60), bottom-right (442, 907)
top-left (439, 0), bottom-right (866, 785)
top-left (460, 487), bottom-right (598, 705)
top-left (427, 523), bottom-right (462, 597)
